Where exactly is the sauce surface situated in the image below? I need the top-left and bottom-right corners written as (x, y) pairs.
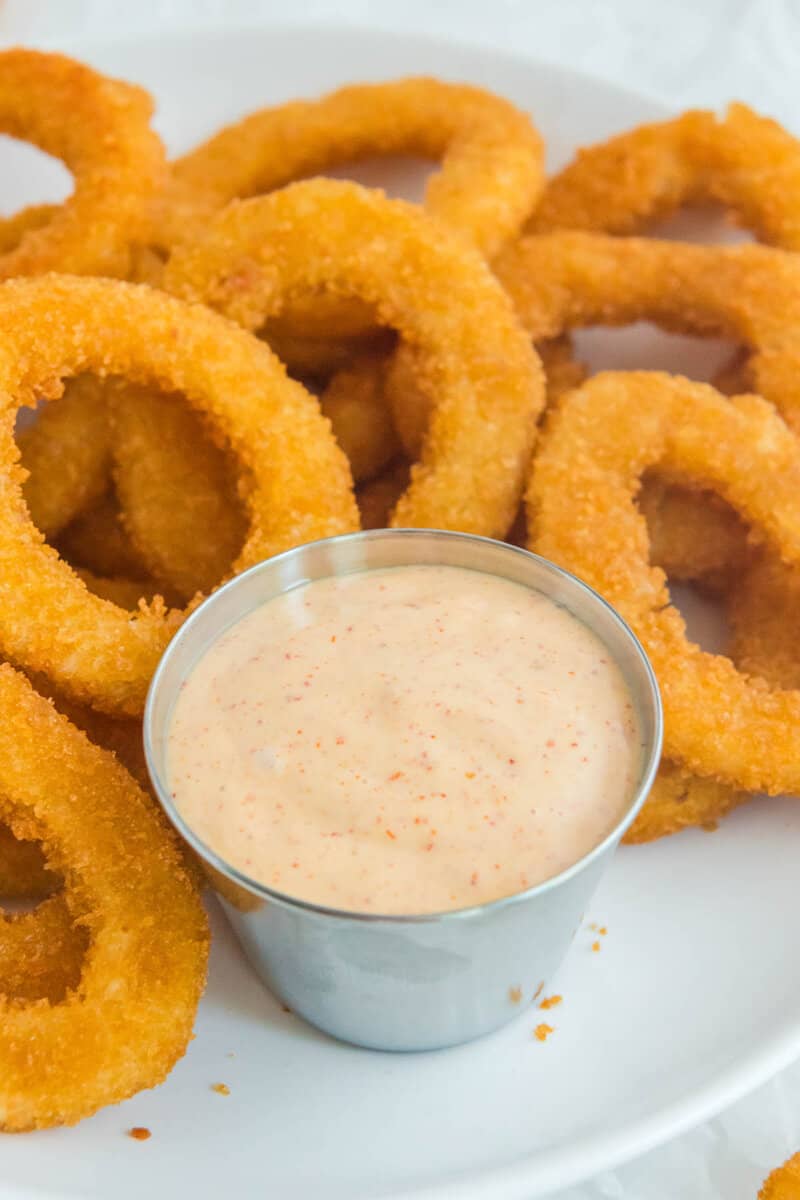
top-left (167, 564), bottom-right (642, 914)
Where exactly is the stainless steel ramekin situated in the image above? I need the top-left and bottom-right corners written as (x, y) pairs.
top-left (144, 530), bottom-right (662, 1052)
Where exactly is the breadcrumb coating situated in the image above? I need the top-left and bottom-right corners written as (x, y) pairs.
top-left (0, 273), bottom-right (357, 716)
top-left (624, 759), bottom-right (750, 844)
top-left (529, 371), bottom-right (800, 796)
top-left (0, 664), bottom-right (209, 1131)
top-left (109, 384), bottom-right (247, 602)
top-left (759, 1153), bottom-right (800, 1200)
top-left (0, 49), bottom-right (165, 278)
top-left (19, 374), bottom-right (111, 539)
top-left (727, 552), bottom-right (800, 691)
top-left (165, 179), bottom-right (543, 537)
top-left (0, 896), bottom-right (88, 1003)
top-left (531, 103), bottom-right (800, 249)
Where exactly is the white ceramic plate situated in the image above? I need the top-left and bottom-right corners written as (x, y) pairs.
top-left (3, 25), bottom-right (799, 1200)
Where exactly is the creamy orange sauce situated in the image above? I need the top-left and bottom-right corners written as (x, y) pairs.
top-left (167, 565), bottom-right (642, 915)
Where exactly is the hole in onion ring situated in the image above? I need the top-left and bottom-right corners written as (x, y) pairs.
top-left (574, 323), bottom-right (738, 383)
top-left (0, 138), bottom-right (71, 217)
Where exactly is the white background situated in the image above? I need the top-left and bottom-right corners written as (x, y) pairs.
top-left (1, 1), bottom-right (799, 1196)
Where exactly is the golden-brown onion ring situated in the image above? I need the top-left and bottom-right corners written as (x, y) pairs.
top-left (0, 896), bottom-right (88, 1003)
top-left (759, 1152), bottom-right (800, 1199)
top-left (163, 179), bottom-right (543, 538)
top-left (0, 824), bottom-right (57, 900)
top-left (531, 104), bottom-right (800, 248)
top-left (109, 384), bottom-right (247, 602)
top-left (495, 232), bottom-right (800, 434)
top-left (529, 371), bottom-right (800, 796)
top-left (726, 553), bottom-right (800, 691)
top-left (0, 49), bottom-right (165, 278)
top-left (56, 491), bottom-right (150, 581)
top-left (18, 375), bottom-right (111, 539)
top-left (0, 273), bottom-right (357, 717)
top-left (164, 76), bottom-right (544, 261)
top-left (624, 760), bottom-right (750, 844)
top-left (0, 663), bottom-right (208, 1131)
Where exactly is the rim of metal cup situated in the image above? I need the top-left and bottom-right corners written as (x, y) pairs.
top-left (144, 529), bottom-right (663, 925)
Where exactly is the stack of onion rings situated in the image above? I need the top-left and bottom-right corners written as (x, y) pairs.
top-left (0, 273), bottom-right (357, 716)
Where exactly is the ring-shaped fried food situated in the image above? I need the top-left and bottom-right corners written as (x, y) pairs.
top-left (163, 76), bottom-right (543, 261)
top-left (0, 274), bottom-right (357, 717)
top-left (529, 371), bottom-right (800, 797)
top-left (56, 491), bottom-right (150, 581)
top-left (0, 49), bottom-right (165, 278)
top-left (727, 553), bottom-right (800, 691)
top-left (759, 1153), bottom-right (800, 1199)
top-left (19, 375), bottom-right (111, 539)
top-left (494, 232), bottom-right (800, 435)
top-left (0, 895), bottom-right (88, 1003)
top-left (319, 351), bottom-right (401, 483)
top-left (0, 664), bottom-right (208, 1131)
top-left (531, 104), bottom-right (800, 248)
top-left (108, 383), bottom-right (248, 602)
top-left (623, 760), bottom-right (749, 844)
top-left (163, 179), bottom-right (543, 539)
top-left (161, 77), bottom-right (543, 375)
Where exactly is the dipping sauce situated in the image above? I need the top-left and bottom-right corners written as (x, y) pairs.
top-left (166, 564), bottom-right (643, 915)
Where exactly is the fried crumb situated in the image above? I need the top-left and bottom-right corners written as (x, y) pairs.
top-left (211, 1082), bottom-right (230, 1096)
top-left (588, 922), bottom-right (598, 931)
top-left (591, 940), bottom-right (601, 952)
top-left (128, 1127), bottom-right (151, 1141)
top-left (598, 926), bottom-right (608, 936)
top-left (533, 981), bottom-right (544, 1001)
top-left (508, 986), bottom-right (522, 1004)
top-left (281, 1004), bottom-right (292, 1014)
top-left (539, 994), bottom-right (562, 1010)
top-left (533, 1023), bottom-right (554, 1042)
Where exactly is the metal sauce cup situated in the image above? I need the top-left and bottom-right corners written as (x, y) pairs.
top-left (144, 530), bottom-right (662, 1052)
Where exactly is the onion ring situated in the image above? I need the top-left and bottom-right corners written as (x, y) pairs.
top-left (108, 383), bottom-right (247, 601)
top-left (19, 375), bottom-right (111, 539)
top-left (159, 76), bottom-right (542, 379)
top-left (1, 896), bottom-right (87, 1003)
top-left (0, 273), bottom-right (357, 717)
top-left (163, 178), bottom-right (543, 537)
top-left (623, 760), bottom-right (749, 845)
top-left (727, 553), bottom-right (800, 691)
top-left (759, 1153), bottom-right (800, 1199)
top-left (356, 459), bottom-right (411, 530)
top-left (56, 491), bottom-right (150, 581)
top-left (163, 76), bottom-right (543, 261)
top-left (319, 351), bottom-right (401, 483)
top-left (495, 231), bottom-right (800, 434)
top-left (529, 370), bottom-right (800, 796)
top-left (0, 663), bottom-right (208, 1131)
top-left (531, 103), bottom-right (800, 248)
top-left (0, 49), bottom-right (165, 278)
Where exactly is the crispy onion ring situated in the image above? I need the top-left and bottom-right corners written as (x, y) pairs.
top-left (108, 383), bottom-right (247, 602)
top-left (161, 77), bottom-right (543, 375)
top-left (531, 103), bottom-right (800, 248)
top-left (758, 1152), bottom-right (800, 1199)
top-left (727, 553), bottom-right (800, 691)
top-left (638, 475), bottom-right (752, 591)
top-left (0, 896), bottom-right (88, 1004)
top-left (57, 491), bottom-right (150, 581)
top-left (0, 49), bottom-right (164, 278)
top-left (163, 76), bottom-right (543, 260)
top-left (495, 232), bottom-right (800, 434)
top-left (162, 179), bottom-right (543, 539)
top-left (19, 375), bottom-right (111, 539)
top-left (623, 760), bottom-right (749, 845)
top-left (0, 664), bottom-right (208, 1131)
top-left (529, 371), bottom-right (800, 797)
top-left (0, 274), bottom-right (357, 716)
